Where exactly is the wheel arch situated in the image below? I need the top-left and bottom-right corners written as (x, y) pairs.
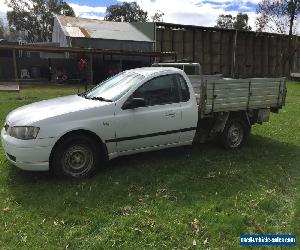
top-left (49, 129), bottom-right (108, 170)
top-left (210, 110), bottom-right (250, 135)
top-left (227, 111), bottom-right (250, 124)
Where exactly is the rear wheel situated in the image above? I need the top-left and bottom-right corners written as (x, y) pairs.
top-left (220, 118), bottom-right (250, 149)
top-left (51, 135), bottom-right (101, 179)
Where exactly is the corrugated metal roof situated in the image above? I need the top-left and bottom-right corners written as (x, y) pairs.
top-left (56, 15), bottom-right (153, 43)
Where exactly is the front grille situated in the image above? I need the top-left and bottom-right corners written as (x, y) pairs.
top-left (4, 123), bottom-right (9, 132)
top-left (7, 153), bottom-right (16, 162)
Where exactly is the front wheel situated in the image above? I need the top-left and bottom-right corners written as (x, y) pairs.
top-left (220, 118), bottom-right (250, 149)
top-left (51, 135), bottom-right (101, 179)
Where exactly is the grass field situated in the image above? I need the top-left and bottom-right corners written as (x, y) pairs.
top-left (0, 82), bottom-right (299, 249)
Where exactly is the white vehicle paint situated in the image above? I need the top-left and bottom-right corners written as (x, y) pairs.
top-left (1, 67), bottom-right (286, 178)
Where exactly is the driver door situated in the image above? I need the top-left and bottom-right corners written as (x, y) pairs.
top-left (114, 74), bottom-right (182, 153)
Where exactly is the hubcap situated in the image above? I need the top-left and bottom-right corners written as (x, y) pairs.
top-left (228, 124), bottom-right (243, 147)
top-left (62, 145), bottom-right (93, 176)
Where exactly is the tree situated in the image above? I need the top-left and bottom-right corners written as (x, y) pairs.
top-left (0, 19), bottom-right (5, 39)
top-left (215, 13), bottom-right (252, 30)
top-left (215, 14), bottom-right (234, 29)
top-left (0, 18), bottom-right (10, 40)
top-left (256, 0), bottom-right (300, 74)
top-left (256, 0), bottom-right (300, 35)
top-left (6, 0), bottom-right (75, 42)
top-left (105, 2), bottom-right (148, 22)
top-left (151, 11), bottom-right (165, 22)
top-left (234, 13), bottom-right (252, 30)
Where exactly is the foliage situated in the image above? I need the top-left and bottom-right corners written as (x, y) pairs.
top-left (6, 0), bottom-right (75, 42)
top-left (215, 14), bottom-right (234, 29)
top-left (105, 2), bottom-right (148, 22)
top-left (256, 0), bottom-right (300, 74)
top-left (151, 11), bottom-right (165, 22)
top-left (256, 0), bottom-right (300, 35)
top-left (0, 19), bottom-right (4, 39)
top-left (0, 82), bottom-right (299, 248)
top-left (0, 18), bottom-right (18, 40)
top-left (215, 13), bottom-right (252, 30)
top-left (234, 13), bottom-right (252, 30)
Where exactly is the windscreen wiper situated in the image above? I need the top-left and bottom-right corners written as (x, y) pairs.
top-left (78, 93), bottom-right (87, 98)
top-left (89, 96), bottom-right (113, 102)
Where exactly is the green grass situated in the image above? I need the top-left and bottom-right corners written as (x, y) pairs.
top-left (0, 83), bottom-right (300, 249)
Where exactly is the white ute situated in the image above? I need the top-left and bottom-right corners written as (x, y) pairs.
top-left (1, 66), bottom-right (287, 178)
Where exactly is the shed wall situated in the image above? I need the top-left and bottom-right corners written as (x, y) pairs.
top-left (52, 18), bottom-right (70, 47)
top-left (156, 24), bottom-right (300, 78)
top-left (71, 38), bottom-right (153, 52)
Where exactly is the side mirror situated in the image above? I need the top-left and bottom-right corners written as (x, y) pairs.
top-left (122, 98), bottom-right (146, 110)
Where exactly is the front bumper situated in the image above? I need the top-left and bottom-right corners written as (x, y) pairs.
top-left (1, 128), bottom-right (56, 171)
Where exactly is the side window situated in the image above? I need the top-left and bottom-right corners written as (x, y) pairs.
top-left (132, 75), bottom-right (180, 106)
top-left (176, 75), bottom-right (190, 102)
top-left (184, 65), bottom-right (196, 75)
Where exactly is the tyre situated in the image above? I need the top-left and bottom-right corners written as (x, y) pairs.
top-left (51, 135), bottom-right (101, 179)
top-left (220, 118), bottom-right (250, 149)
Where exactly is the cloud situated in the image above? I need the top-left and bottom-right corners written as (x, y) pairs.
top-left (0, 0), bottom-right (259, 29)
top-left (0, 11), bottom-right (6, 20)
top-left (0, 0), bottom-right (9, 12)
top-left (68, 3), bottom-right (106, 19)
top-left (0, 0), bottom-right (10, 22)
top-left (117, 0), bottom-right (258, 28)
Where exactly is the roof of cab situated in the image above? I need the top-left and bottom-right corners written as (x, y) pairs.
top-left (126, 67), bottom-right (182, 77)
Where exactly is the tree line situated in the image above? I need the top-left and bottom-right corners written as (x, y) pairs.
top-left (0, 0), bottom-right (299, 41)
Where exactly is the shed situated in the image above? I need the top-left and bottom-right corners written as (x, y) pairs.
top-left (52, 15), bottom-right (154, 52)
top-left (51, 16), bottom-right (157, 82)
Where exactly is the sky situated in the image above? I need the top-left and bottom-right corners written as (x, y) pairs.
top-left (0, 0), bottom-right (260, 29)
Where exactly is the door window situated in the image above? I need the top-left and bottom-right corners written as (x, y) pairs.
top-left (176, 75), bottom-right (190, 102)
top-left (132, 74), bottom-right (180, 106)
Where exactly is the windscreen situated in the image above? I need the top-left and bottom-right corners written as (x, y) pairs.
top-left (86, 72), bottom-right (145, 101)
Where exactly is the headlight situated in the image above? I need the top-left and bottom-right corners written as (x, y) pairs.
top-left (8, 126), bottom-right (40, 140)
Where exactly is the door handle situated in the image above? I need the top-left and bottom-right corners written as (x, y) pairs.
top-left (165, 111), bottom-right (176, 117)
